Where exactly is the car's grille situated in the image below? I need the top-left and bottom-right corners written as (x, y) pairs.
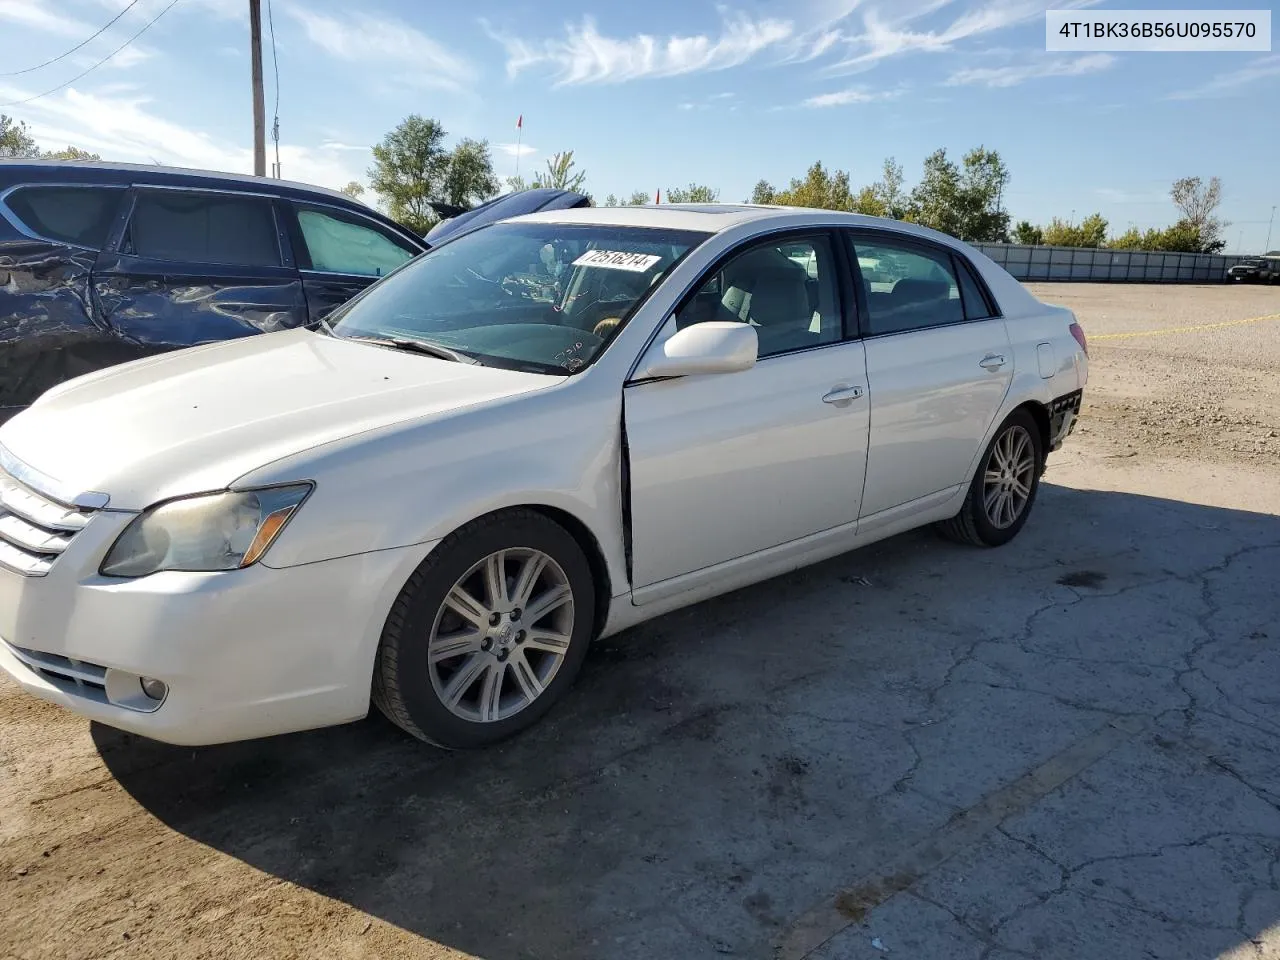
top-left (0, 471), bottom-right (96, 576)
top-left (4, 642), bottom-right (110, 705)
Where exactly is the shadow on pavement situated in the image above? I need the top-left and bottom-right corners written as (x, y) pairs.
top-left (95, 483), bottom-right (1280, 960)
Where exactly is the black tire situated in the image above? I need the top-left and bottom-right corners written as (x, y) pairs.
top-left (371, 508), bottom-right (595, 749)
top-left (935, 409), bottom-right (1044, 548)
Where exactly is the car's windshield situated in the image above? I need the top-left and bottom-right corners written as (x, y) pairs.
top-left (328, 221), bottom-right (709, 374)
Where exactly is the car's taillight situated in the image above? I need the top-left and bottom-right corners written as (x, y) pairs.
top-left (1069, 321), bottom-right (1088, 357)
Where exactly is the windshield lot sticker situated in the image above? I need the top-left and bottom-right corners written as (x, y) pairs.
top-left (573, 250), bottom-right (662, 273)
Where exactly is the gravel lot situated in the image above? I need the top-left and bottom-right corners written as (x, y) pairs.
top-left (2, 283), bottom-right (1279, 960)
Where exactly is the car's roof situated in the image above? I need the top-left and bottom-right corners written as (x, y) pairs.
top-left (0, 158), bottom-right (357, 203)
top-left (512, 202), bottom-right (974, 247)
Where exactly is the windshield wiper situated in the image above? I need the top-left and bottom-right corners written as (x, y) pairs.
top-left (342, 334), bottom-right (478, 364)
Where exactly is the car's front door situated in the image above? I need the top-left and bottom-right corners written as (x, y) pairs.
top-left (92, 187), bottom-right (307, 351)
top-left (845, 231), bottom-right (1013, 520)
top-left (623, 231), bottom-right (871, 594)
top-left (284, 201), bottom-right (422, 324)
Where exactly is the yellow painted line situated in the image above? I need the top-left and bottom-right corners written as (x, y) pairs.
top-left (1091, 312), bottom-right (1280, 341)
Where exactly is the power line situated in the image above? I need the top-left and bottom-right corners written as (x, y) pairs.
top-left (0, 0), bottom-right (144, 77)
top-left (0, 0), bottom-right (183, 108)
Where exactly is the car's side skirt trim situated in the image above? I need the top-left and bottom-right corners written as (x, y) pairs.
top-left (604, 486), bottom-right (964, 639)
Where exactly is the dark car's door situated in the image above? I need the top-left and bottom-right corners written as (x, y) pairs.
top-left (91, 186), bottom-right (307, 352)
top-left (282, 200), bottom-right (423, 324)
top-left (0, 182), bottom-right (131, 420)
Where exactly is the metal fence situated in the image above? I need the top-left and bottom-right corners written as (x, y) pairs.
top-left (973, 243), bottom-right (1246, 283)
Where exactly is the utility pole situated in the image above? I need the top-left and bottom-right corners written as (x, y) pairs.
top-left (1266, 205), bottom-right (1276, 253)
top-left (249, 0), bottom-right (266, 177)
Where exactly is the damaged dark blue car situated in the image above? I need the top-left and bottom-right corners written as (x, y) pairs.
top-left (0, 160), bottom-right (589, 421)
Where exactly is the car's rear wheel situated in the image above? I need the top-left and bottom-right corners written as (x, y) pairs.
top-left (936, 409), bottom-right (1043, 547)
top-left (372, 509), bottom-right (595, 748)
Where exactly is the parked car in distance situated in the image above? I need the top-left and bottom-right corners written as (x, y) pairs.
top-left (0, 204), bottom-right (1088, 750)
top-left (0, 160), bottom-right (589, 421)
top-left (1226, 254), bottom-right (1280, 284)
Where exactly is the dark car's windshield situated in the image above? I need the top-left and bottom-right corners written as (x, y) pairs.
top-left (328, 221), bottom-right (709, 374)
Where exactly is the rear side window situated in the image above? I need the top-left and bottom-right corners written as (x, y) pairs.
top-left (124, 191), bottom-right (280, 267)
top-left (849, 236), bottom-right (963, 336)
top-left (3, 185), bottom-right (124, 248)
top-left (955, 256), bottom-right (998, 320)
top-left (294, 205), bottom-right (417, 277)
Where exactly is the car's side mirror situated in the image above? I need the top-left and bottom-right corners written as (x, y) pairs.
top-left (633, 321), bottom-right (757, 380)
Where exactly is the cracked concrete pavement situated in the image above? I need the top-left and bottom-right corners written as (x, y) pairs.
top-left (1, 283), bottom-right (1279, 959)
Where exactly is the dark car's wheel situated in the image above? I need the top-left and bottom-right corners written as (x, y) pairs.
top-left (936, 409), bottom-right (1044, 548)
top-left (372, 508), bottom-right (595, 748)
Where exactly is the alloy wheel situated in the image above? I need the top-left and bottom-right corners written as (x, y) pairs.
top-left (427, 548), bottom-right (574, 723)
top-left (982, 424), bottom-right (1036, 529)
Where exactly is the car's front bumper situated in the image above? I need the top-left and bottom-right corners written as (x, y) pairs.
top-left (0, 508), bottom-right (438, 745)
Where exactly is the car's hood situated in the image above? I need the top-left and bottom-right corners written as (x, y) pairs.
top-left (0, 328), bottom-right (561, 510)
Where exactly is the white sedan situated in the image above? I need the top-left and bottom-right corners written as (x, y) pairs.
top-left (0, 205), bottom-right (1087, 748)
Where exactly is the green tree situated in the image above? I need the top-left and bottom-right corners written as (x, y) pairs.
top-left (871, 157), bottom-right (906, 219)
top-left (368, 114), bottom-right (451, 234)
top-left (506, 174), bottom-right (528, 192)
top-left (749, 179), bottom-right (776, 204)
top-left (42, 145), bottom-right (100, 161)
top-left (955, 147), bottom-right (1010, 242)
top-left (532, 150), bottom-right (587, 192)
top-left (441, 137), bottom-right (499, 209)
top-left (665, 182), bottom-right (719, 203)
top-left (906, 149), bottom-right (963, 235)
top-left (339, 181), bottom-right (366, 200)
top-left (0, 114), bottom-right (39, 158)
top-left (624, 190), bottom-right (650, 205)
top-left (852, 185), bottom-right (887, 217)
top-left (1042, 213), bottom-right (1108, 248)
top-left (903, 147), bottom-right (1010, 241)
top-left (1170, 176), bottom-right (1226, 253)
top-left (1013, 221), bottom-right (1044, 245)
top-left (602, 193), bottom-right (619, 206)
top-left (772, 161), bottom-right (855, 211)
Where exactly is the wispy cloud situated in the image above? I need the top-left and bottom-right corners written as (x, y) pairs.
top-left (0, 0), bottom-right (92, 37)
top-left (946, 52), bottom-right (1114, 87)
top-left (803, 85), bottom-right (904, 107)
top-left (287, 6), bottom-right (475, 90)
top-left (490, 12), bottom-right (793, 85)
top-left (5, 86), bottom-right (364, 189)
top-left (319, 140), bottom-right (369, 152)
top-left (825, 0), bottom-right (1103, 73)
top-left (496, 142), bottom-right (537, 158)
top-left (1167, 55), bottom-right (1280, 100)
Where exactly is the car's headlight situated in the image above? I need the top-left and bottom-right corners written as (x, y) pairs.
top-left (100, 484), bottom-right (313, 578)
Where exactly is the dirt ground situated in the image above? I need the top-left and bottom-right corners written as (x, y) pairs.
top-left (2, 283), bottom-right (1279, 960)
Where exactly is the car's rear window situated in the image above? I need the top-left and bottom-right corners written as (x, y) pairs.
top-left (3, 185), bottom-right (125, 249)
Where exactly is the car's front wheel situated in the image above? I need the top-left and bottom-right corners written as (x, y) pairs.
top-left (372, 509), bottom-right (595, 748)
top-left (936, 409), bottom-right (1043, 547)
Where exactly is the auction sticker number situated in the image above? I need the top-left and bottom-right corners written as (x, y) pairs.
top-left (573, 250), bottom-right (663, 272)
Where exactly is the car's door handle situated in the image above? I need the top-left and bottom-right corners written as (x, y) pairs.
top-left (980, 354), bottom-right (1007, 371)
top-left (822, 385), bottom-right (865, 406)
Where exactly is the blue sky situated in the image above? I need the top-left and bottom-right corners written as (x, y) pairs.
top-left (1, 0), bottom-right (1277, 251)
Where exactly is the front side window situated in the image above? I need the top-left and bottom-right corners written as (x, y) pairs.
top-left (124, 190), bottom-right (280, 267)
top-left (295, 205), bottom-right (418, 277)
top-left (329, 221), bottom-right (708, 374)
top-left (672, 234), bottom-right (842, 358)
top-left (850, 237), bottom-right (962, 336)
top-left (4, 185), bottom-right (124, 248)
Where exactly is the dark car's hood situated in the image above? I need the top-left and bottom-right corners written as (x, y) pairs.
top-left (424, 189), bottom-right (590, 246)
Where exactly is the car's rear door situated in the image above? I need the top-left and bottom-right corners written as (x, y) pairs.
top-left (623, 230), bottom-right (871, 599)
top-left (92, 185), bottom-right (307, 351)
top-left (844, 229), bottom-right (1013, 521)
top-left (0, 180), bottom-right (130, 419)
top-left (282, 201), bottom-right (422, 324)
